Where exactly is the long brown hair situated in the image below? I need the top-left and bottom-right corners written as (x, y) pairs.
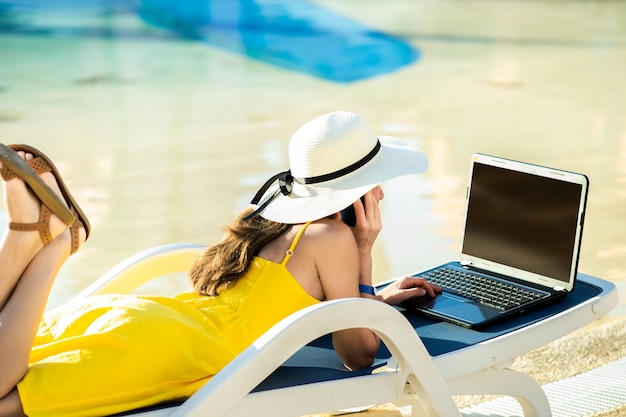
top-left (188, 208), bottom-right (291, 296)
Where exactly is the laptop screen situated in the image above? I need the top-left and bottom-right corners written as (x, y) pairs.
top-left (461, 159), bottom-right (586, 285)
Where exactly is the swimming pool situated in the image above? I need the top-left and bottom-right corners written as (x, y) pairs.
top-left (1, 0), bottom-right (625, 323)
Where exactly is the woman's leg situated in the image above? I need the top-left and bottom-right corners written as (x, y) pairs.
top-left (0, 151), bottom-right (84, 403)
top-left (0, 178), bottom-right (48, 309)
top-left (0, 390), bottom-right (23, 417)
top-left (0, 151), bottom-right (68, 308)
top-left (0, 230), bottom-right (73, 397)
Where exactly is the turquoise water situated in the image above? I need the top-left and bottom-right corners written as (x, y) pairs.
top-left (0, 0), bottom-right (419, 82)
top-left (1, 1), bottom-right (625, 324)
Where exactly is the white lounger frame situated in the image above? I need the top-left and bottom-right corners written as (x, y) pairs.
top-left (72, 243), bottom-right (618, 417)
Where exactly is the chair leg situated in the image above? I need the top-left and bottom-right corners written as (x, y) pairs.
top-left (446, 367), bottom-right (552, 417)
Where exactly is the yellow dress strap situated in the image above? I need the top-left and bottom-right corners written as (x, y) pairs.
top-left (281, 221), bottom-right (313, 266)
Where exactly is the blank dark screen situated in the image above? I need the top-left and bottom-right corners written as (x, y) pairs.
top-left (461, 163), bottom-right (583, 283)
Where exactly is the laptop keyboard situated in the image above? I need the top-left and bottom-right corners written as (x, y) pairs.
top-left (422, 268), bottom-right (545, 311)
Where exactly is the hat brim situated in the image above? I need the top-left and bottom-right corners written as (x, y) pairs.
top-left (255, 136), bottom-right (428, 224)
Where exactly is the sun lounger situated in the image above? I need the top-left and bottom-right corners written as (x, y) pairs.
top-left (72, 243), bottom-right (619, 417)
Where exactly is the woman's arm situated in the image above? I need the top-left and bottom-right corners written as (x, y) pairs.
top-left (308, 189), bottom-right (384, 370)
top-left (312, 219), bottom-right (381, 370)
top-left (348, 188), bottom-right (442, 306)
top-left (311, 189), bottom-right (441, 370)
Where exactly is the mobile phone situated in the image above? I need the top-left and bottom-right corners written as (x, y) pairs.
top-left (340, 196), bottom-right (365, 227)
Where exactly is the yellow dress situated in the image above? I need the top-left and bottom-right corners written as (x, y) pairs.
top-left (17, 223), bottom-right (319, 417)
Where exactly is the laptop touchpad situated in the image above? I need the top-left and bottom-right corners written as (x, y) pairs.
top-left (407, 293), bottom-right (502, 324)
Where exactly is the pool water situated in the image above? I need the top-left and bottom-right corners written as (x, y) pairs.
top-left (1, 0), bottom-right (625, 322)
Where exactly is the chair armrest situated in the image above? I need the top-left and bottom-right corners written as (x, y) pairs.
top-left (72, 243), bottom-right (206, 302)
top-left (173, 298), bottom-right (461, 417)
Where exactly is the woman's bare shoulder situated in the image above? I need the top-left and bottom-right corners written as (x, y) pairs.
top-left (302, 218), bottom-right (357, 251)
top-left (306, 218), bottom-right (352, 237)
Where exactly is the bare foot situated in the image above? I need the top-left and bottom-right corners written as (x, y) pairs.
top-left (1, 151), bottom-right (69, 252)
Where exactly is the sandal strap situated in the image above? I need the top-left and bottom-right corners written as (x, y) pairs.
top-left (7, 207), bottom-right (84, 253)
top-left (4, 158), bottom-right (55, 247)
top-left (70, 218), bottom-right (84, 255)
top-left (0, 156), bottom-right (50, 181)
top-left (27, 156), bottom-right (52, 175)
top-left (3, 148), bottom-right (87, 254)
top-left (8, 205), bottom-right (54, 246)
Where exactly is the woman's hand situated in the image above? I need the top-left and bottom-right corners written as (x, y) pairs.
top-left (376, 276), bottom-right (442, 306)
top-left (350, 187), bottom-right (383, 256)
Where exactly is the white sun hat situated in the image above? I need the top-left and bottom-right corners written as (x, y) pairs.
top-left (246, 111), bottom-right (428, 224)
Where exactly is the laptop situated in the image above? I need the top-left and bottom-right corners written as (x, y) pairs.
top-left (403, 153), bottom-right (589, 329)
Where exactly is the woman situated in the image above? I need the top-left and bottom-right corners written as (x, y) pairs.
top-left (0, 111), bottom-right (440, 417)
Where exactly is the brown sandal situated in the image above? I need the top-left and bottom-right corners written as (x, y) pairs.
top-left (1, 144), bottom-right (75, 225)
top-left (1, 144), bottom-right (90, 254)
